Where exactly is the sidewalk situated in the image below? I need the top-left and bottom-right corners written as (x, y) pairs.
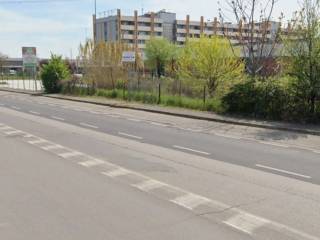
top-left (45, 94), bottom-right (320, 136)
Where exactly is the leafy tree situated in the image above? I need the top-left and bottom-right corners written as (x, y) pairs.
top-left (178, 36), bottom-right (244, 97)
top-left (40, 54), bottom-right (70, 93)
top-left (284, 0), bottom-right (320, 118)
top-left (145, 38), bottom-right (177, 78)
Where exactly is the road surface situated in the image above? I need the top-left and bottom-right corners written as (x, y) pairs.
top-left (1, 91), bottom-right (320, 240)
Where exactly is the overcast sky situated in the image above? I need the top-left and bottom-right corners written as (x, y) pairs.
top-left (0, 0), bottom-right (300, 58)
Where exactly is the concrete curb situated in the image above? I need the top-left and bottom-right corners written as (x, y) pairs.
top-left (44, 94), bottom-right (320, 137)
top-left (0, 88), bottom-right (43, 96)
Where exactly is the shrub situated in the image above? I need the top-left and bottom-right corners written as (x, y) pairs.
top-left (40, 55), bottom-right (70, 93)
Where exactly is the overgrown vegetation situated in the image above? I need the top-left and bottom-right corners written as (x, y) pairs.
top-left (40, 54), bottom-right (70, 93)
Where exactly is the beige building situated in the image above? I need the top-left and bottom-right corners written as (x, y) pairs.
top-left (94, 9), bottom-right (284, 50)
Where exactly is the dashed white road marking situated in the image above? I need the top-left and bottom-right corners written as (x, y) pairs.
top-left (102, 168), bottom-right (131, 178)
top-left (79, 158), bottom-right (105, 168)
top-left (28, 139), bottom-right (47, 145)
top-left (132, 179), bottom-right (167, 192)
top-left (79, 122), bottom-right (98, 129)
top-left (41, 144), bottom-right (64, 151)
top-left (11, 106), bottom-right (21, 110)
top-left (256, 164), bottom-right (312, 179)
top-left (127, 118), bottom-right (142, 122)
top-left (173, 145), bottom-right (210, 155)
top-left (29, 111), bottom-right (40, 115)
top-left (118, 132), bottom-right (143, 140)
top-left (4, 130), bottom-right (23, 136)
top-left (58, 151), bottom-right (84, 159)
top-left (258, 141), bottom-right (289, 148)
top-left (171, 193), bottom-right (211, 210)
top-left (223, 212), bottom-right (270, 235)
top-left (0, 126), bottom-right (12, 131)
top-left (150, 122), bottom-right (168, 127)
top-left (215, 133), bottom-right (241, 140)
top-left (51, 116), bottom-right (65, 121)
top-left (312, 150), bottom-right (320, 154)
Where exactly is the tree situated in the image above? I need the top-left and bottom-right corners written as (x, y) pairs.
top-left (219, 0), bottom-right (282, 77)
top-left (40, 54), bottom-right (70, 93)
top-left (145, 38), bottom-right (176, 78)
top-left (0, 52), bottom-right (8, 77)
top-left (178, 36), bottom-right (244, 97)
top-left (284, 0), bottom-right (320, 118)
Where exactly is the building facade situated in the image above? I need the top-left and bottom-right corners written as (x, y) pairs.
top-left (94, 9), bottom-right (283, 51)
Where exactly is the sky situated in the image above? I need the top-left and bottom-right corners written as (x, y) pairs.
top-left (0, 0), bottom-right (300, 58)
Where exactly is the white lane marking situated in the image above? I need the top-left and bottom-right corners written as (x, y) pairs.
top-left (150, 122), bottom-right (168, 127)
top-left (79, 122), bottom-right (98, 129)
top-left (58, 151), bottom-right (84, 159)
top-left (118, 132), bottom-right (143, 140)
top-left (0, 126), bottom-right (12, 131)
top-left (51, 116), bottom-right (65, 121)
top-left (258, 141), bottom-right (289, 148)
top-left (256, 164), bottom-right (311, 179)
top-left (41, 144), bottom-right (64, 151)
top-left (29, 111), bottom-right (40, 115)
top-left (11, 106), bottom-right (21, 110)
top-left (171, 193), bottom-right (211, 210)
top-left (78, 158), bottom-right (105, 168)
top-left (102, 168), bottom-right (131, 178)
top-left (4, 130), bottom-right (23, 136)
top-left (215, 133), bottom-right (241, 140)
top-left (173, 145), bottom-right (210, 155)
top-left (132, 179), bottom-right (167, 192)
top-left (89, 111), bottom-right (101, 114)
top-left (28, 139), bottom-right (47, 145)
top-left (223, 212), bottom-right (270, 235)
top-left (312, 150), bottom-right (320, 154)
top-left (127, 118), bottom-right (142, 122)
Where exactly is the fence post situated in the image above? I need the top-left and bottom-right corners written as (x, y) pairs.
top-left (158, 83), bottom-right (161, 104)
top-left (203, 85), bottom-right (206, 106)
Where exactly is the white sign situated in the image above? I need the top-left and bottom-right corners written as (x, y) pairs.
top-left (22, 47), bottom-right (37, 68)
top-left (122, 51), bottom-right (135, 63)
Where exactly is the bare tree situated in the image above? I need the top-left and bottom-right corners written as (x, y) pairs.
top-left (219, 0), bottom-right (283, 78)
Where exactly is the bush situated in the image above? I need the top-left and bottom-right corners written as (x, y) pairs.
top-left (40, 55), bottom-right (70, 93)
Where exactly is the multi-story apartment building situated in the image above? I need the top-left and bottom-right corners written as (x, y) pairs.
top-left (93, 9), bottom-right (283, 51)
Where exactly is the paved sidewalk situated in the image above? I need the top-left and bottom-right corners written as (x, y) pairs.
top-left (45, 94), bottom-right (320, 136)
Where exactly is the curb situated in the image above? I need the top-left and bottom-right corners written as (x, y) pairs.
top-left (0, 88), bottom-right (43, 96)
top-left (44, 94), bottom-right (320, 137)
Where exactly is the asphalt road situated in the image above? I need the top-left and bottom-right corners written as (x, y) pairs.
top-left (1, 92), bottom-right (320, 240)
top-left (0, 92), bottom-right (319, 183)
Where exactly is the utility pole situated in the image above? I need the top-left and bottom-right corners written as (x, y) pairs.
top-left (93, 0), bottom-right (97, 43)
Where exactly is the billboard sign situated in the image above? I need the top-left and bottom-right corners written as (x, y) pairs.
top-left (122, 51), bottom-right (136, 63)
top-left (22, 47), bottom-right (38, 68)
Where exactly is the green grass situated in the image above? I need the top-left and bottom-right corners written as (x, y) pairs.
top-left (64, 87), bottom-right (224, 113)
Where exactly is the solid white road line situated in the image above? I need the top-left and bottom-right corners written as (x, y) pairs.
top-left (79, 122), bottom-right (98, 129)
top-left (118, 132), bottom-right (143, 140)
top-left (78, 159), bottom-right (105, 168)
top-left (29, 111), bottom-right (40, 115)
top-left (258, 141), bottom-right (289, 148)
top-left (313, 150), bottom-right (320, 154)
top-left (28, 139), bottom-right (47, 145)
top-left (223, 212), bottom-right (270, 235)
top-left (58, 151), bottom-right (84, 159)
top-left (41, 144), bottom-right (64, 151)
top-left (173, 145), bottom-right (210, 155)
top-left (51, 116), bottom-right (65, 121)
top-left (102, 168), bottom-right (131, 178)
top-left (132, 179), bottom-right (167, 192)
top-left (171, 193), bottom-right (211, 210)
top-left (256, 164), bottom-right (312, 179)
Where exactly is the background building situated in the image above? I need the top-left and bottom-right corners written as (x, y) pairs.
top-left (94, 9), bottom-right (284, 51)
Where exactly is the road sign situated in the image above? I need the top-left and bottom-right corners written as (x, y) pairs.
top-left (22, 47), bottom-right (37, 68)
top-left (122, 51), bottom-right (135, 63)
